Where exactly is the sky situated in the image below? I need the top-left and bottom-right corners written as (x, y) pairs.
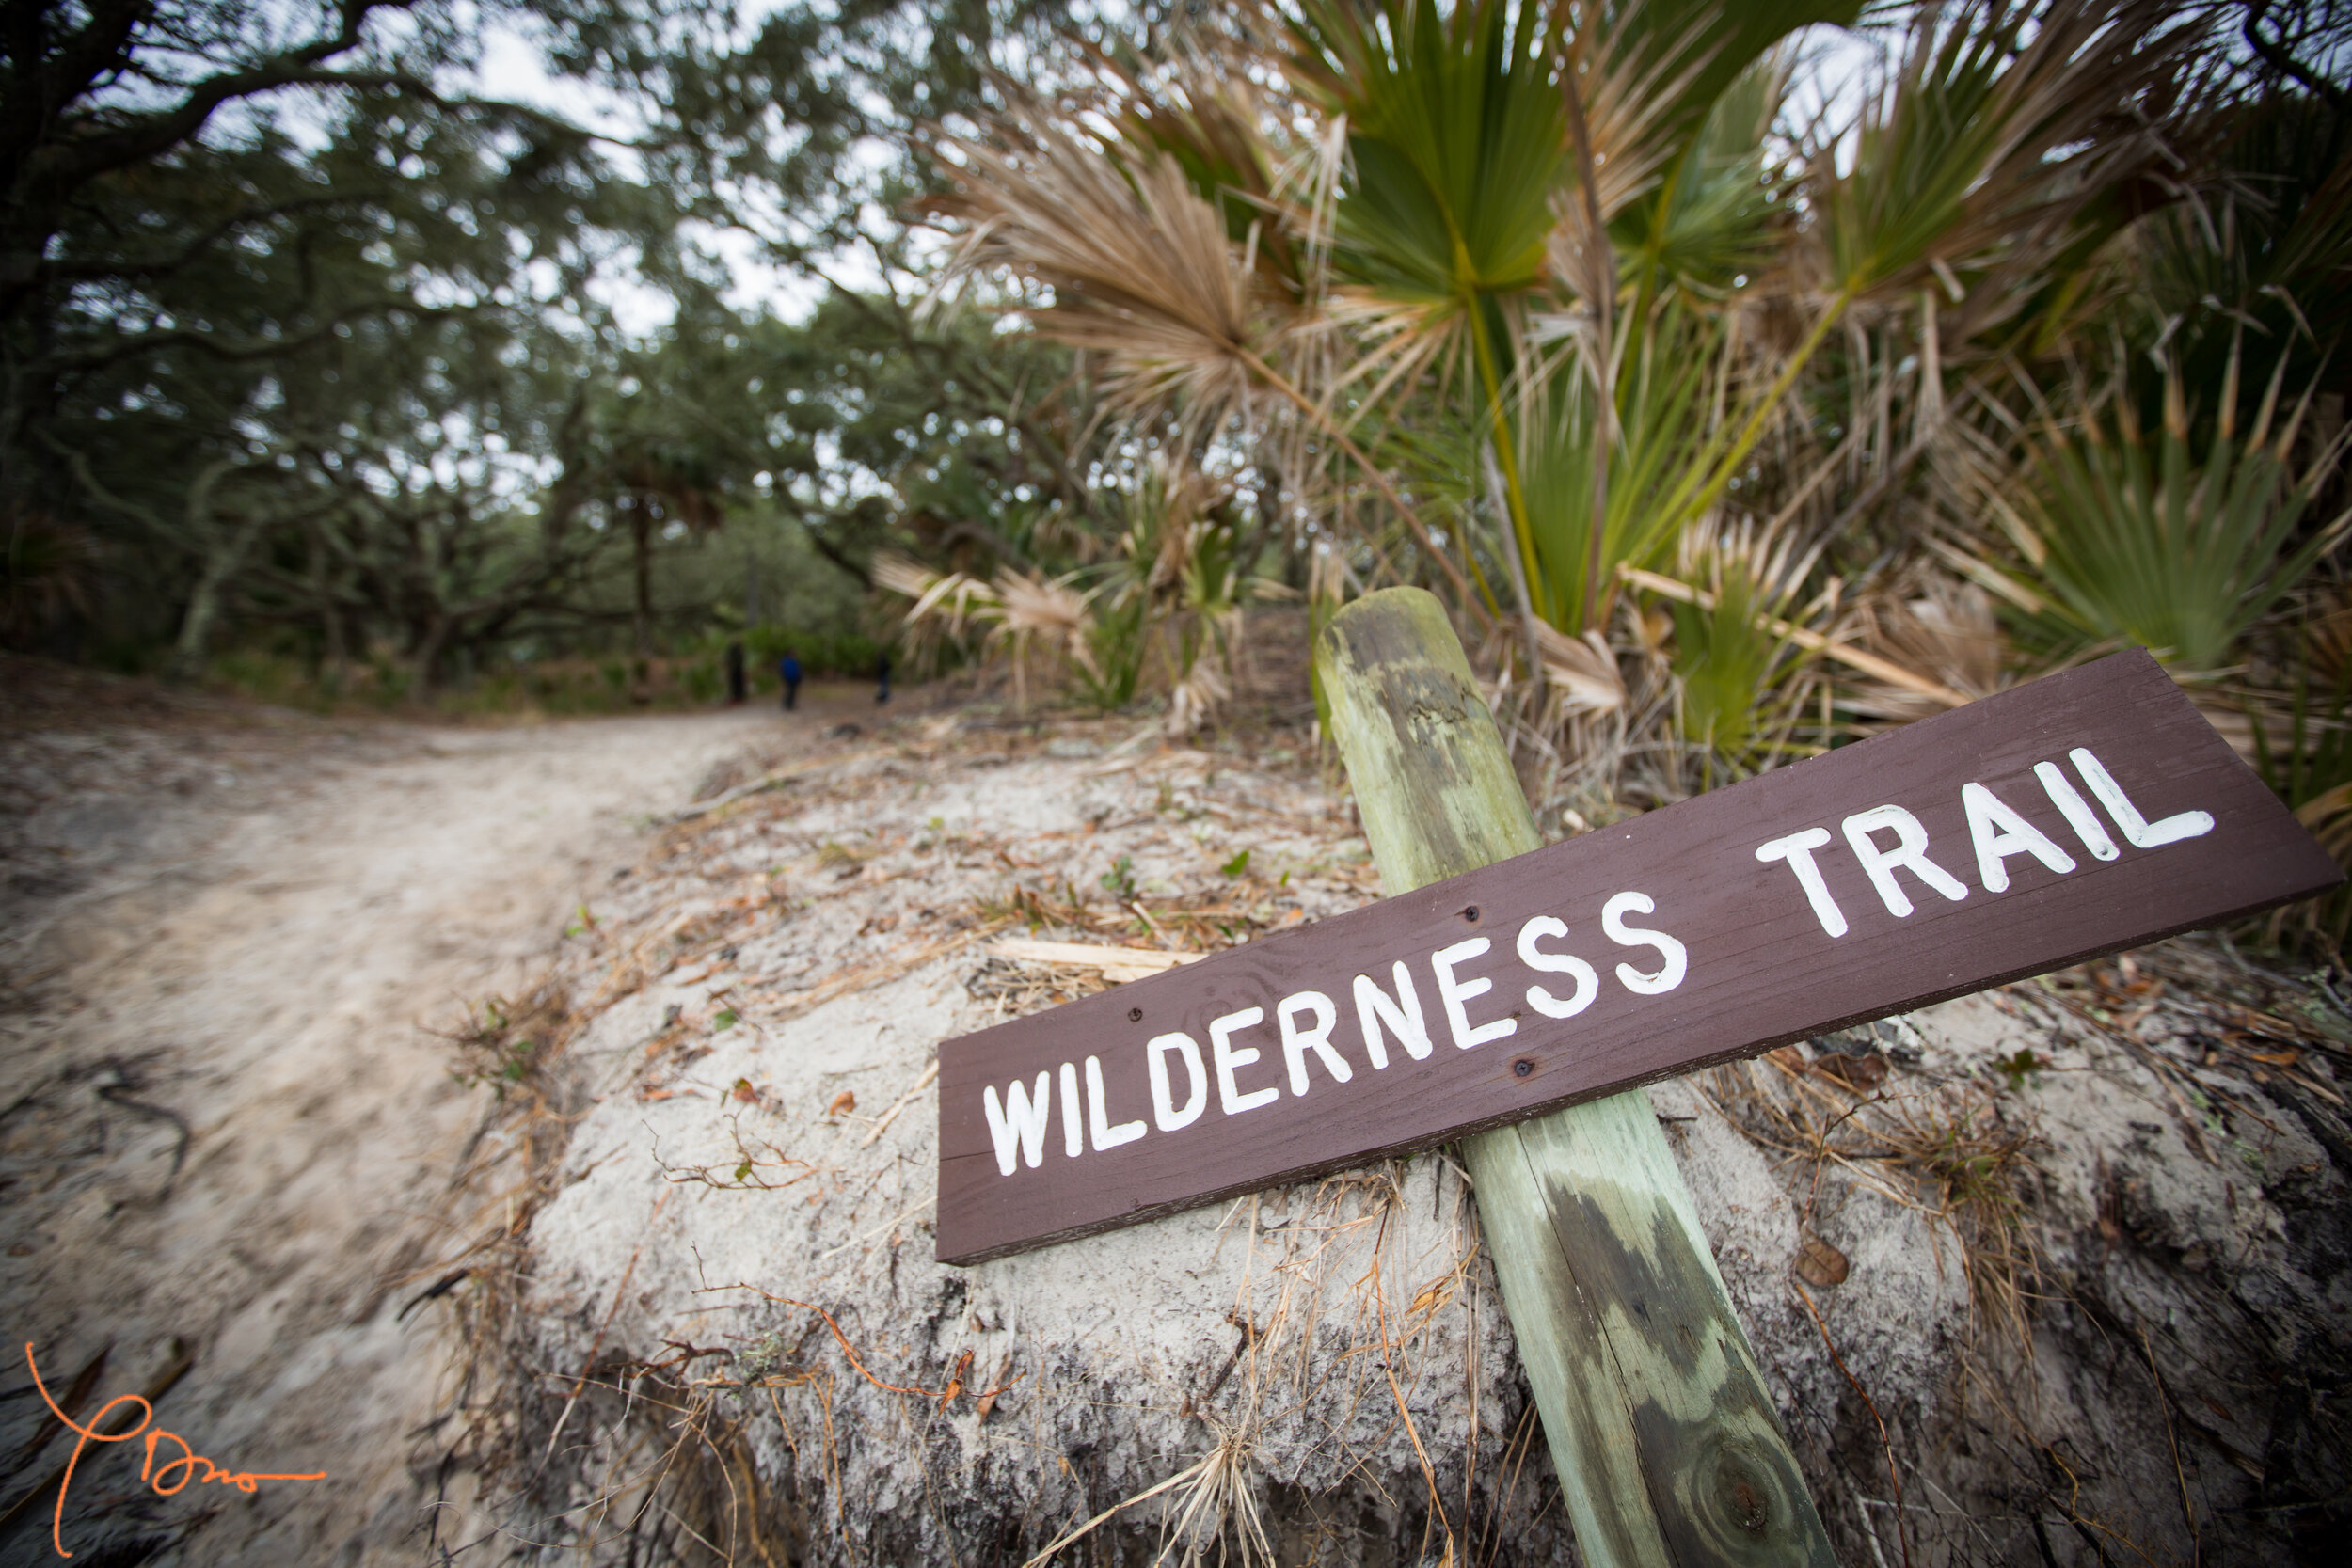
top-left (467, 8), bottom-right (902, 336)
top-left (453, 4), bottom-right (1878, 337)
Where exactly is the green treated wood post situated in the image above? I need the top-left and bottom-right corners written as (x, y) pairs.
top-left (1315, 587), bottom-right (1834, 1568)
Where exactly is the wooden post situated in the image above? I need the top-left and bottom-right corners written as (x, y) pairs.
top-left (1315, 587), bottom-right (1834, 1568)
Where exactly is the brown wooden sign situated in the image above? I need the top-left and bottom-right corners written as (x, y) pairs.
top-left (934, 650), bottom-right (2342, 1265)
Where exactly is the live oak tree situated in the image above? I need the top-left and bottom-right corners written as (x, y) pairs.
top-left (2, 0), bottom-right (1097, 680)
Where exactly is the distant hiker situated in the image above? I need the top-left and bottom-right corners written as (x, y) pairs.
top-left (724, 641), bottom-right (746, 705)
top-left (779, 652), bottom-right (803, 711)
top-left (874, 651), bottom-right (892, 705)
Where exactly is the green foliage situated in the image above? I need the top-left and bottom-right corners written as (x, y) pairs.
top-left (2253, 634), bottom-right (2352, 952)
top-left (2012, 363), bottom-right (2352, 673)
top-left (1100, 854), bottom-right (1139, 901)
top-left (8, 0), bottom-right (1094, 682)
top-left (2256, 654), bottom-right (2352, 813)
top-left (1220, 848), bottom-right (1252, 878)
top-left (1615, 56), bottom-right (1791, 301)
top-left (1290, 0), bottom-right (1569, 311)
top-left (1517, 309), bottom-right (1717, 629)
top-left (1073, 589), bottom-right (1150, 711)
top-left (1993, 1048), bottom-right (2048, 1090)
top-left (1669, 592), bottom-right (1801, 772)
top-left (1661, 522), bottom-right (1820, 779)
top-left (2132, 89), bottom-right (2352, 433)
top-left (746, 624), bottom-right (889, 679)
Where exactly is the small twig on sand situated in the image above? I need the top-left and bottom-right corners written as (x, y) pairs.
top-left (666, 761), bottom-right (825, 822)
top-left (860, 1059), bottom-right (940, 1148)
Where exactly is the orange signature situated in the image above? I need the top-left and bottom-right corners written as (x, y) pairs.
top-left (24, 1341), bottom-right (327, 1560)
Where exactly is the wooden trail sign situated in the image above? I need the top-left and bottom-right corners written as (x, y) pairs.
top-left (935, 644), bottom-right (2340, 1266)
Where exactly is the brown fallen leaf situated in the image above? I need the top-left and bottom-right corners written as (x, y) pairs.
top-left (826, 1089), bottom-right (856, 1117)
top-left (938, 1349), bottom-right (972, 1411)
top-left (975, 1354), bottom-right (1015, 1421)
top-left (1813, 1052), bottom-right (1888, 1092)
top-left (733, 1078), bottom-right (760, 1103)
top-left (1795, 1236), bottom-right (1851, 1288)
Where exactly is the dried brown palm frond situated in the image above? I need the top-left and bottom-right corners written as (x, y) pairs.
top-left (1528, 616), bottom-right (1627, 717)
top-left (872, 551), bottom-right (1002, 678)
top-left (871, 550), bottom-right (943, 603)
top-left (939, 117), bottom-right (1264, 448)
top-left (1168, 657), bottom-right (1232, 737)
top-left (1547, 0), bottom-right (1724, 307)
top-left (1837, 568), bottom-right (2009, 722)
top-left (994, 567), bottom-right (1103, 709)
top-left (935, 79), bottom-right (1482, 616)
top-left (878, 549), bottom-right (1113, 708)
top-left (2301, 580), bottom-right (2352, 686)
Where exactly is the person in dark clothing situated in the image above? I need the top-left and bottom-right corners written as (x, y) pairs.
top-left (779, 652), bottom-right (803, 711)
top-left (724, 641), bottom-right (746, 705)
top-left (874, 651), bottom-right (891, 705)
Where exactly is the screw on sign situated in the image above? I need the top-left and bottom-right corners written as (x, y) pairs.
top-left (936, 644), bottom-right (2338, 1267)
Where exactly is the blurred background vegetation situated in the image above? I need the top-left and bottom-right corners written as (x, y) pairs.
top-left (5, 0), bottom-right (2349, 919)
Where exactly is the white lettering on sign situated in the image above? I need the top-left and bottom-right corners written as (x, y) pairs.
top-left (1842, 803), bottom-right (1971, 917)
top-left (2035, 759), bottom-right (2121, 860)
top-left (976, 890), bottom-right (1686, 1180)
top-left (2071, 747), bottom-right (2215, 847)
top-left (978, 740), bottom-right (2227, 1185)
top-left (1058, 1061), bottom-right (1083, 1159)
top-left (1086, 1055), bottom-right (1146, 1149)
top-left (1963, 781), bottom-right (2074, 892)
top-left (1759, 744), bottom-right (2212, 937)
top-left (1754, 828), bottom-right (1848, 937)
top-left (1148, 1033), bottom-right (1206, 1131)
top-left (984, 1072), bottom-right (1052, 1176)
top-left (1602, 892), bottom-right (1689, 994)
top-left (1277, 990), bottom-right (1350, 1096)
top-left (1353, 962), bottom-right (1432, 1068)
top-left (1433, 938), bottom-right (1517, 1049)
top-left (1212, 1007), bottom-right (1279, 1115)
top-left (1516, 916), bottom-right (1598, 1019)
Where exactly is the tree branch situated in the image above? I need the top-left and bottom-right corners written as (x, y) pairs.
top-left (2243, 0), bottom-right (2351, 111)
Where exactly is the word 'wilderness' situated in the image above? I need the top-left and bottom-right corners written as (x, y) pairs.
top-left (934, 650), bottom-right (2341, 1265)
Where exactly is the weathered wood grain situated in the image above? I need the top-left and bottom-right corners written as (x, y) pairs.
top-left (1319, 588), bottom-right (1833, 1566)
top-left (935, 624), bottom-right (2339, 1267)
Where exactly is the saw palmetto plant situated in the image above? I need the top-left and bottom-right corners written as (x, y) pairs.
top-left (1999, 351), bottom-right (2352, 673)
top-left (927, 0), bottom-right (2348, 816)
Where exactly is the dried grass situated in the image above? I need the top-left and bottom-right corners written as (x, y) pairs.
top-left (1699, 1039), bottom-right (2045, 1354)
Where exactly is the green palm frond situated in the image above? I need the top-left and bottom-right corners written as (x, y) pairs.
top-left (1288, 0), bottom-right (1568, 331)
top-left (1516, 307), bottom-right (1717, 627)
top-left (1616, 53), bottom-right (1791, 301)
top-left (1665, 517), bottom-right (1823, 772)
top-left (2013, 356), bottom-right (2352, 673)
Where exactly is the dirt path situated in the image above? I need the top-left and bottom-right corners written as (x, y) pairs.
top-left (0, 683), bottom-right (823, 1565)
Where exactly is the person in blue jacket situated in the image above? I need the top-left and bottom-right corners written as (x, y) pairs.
top-left (779, 651), bottom-right (803, 711)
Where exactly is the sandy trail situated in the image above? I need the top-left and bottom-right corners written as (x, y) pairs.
top-left (0, 691), bottom-right (801, 1565)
